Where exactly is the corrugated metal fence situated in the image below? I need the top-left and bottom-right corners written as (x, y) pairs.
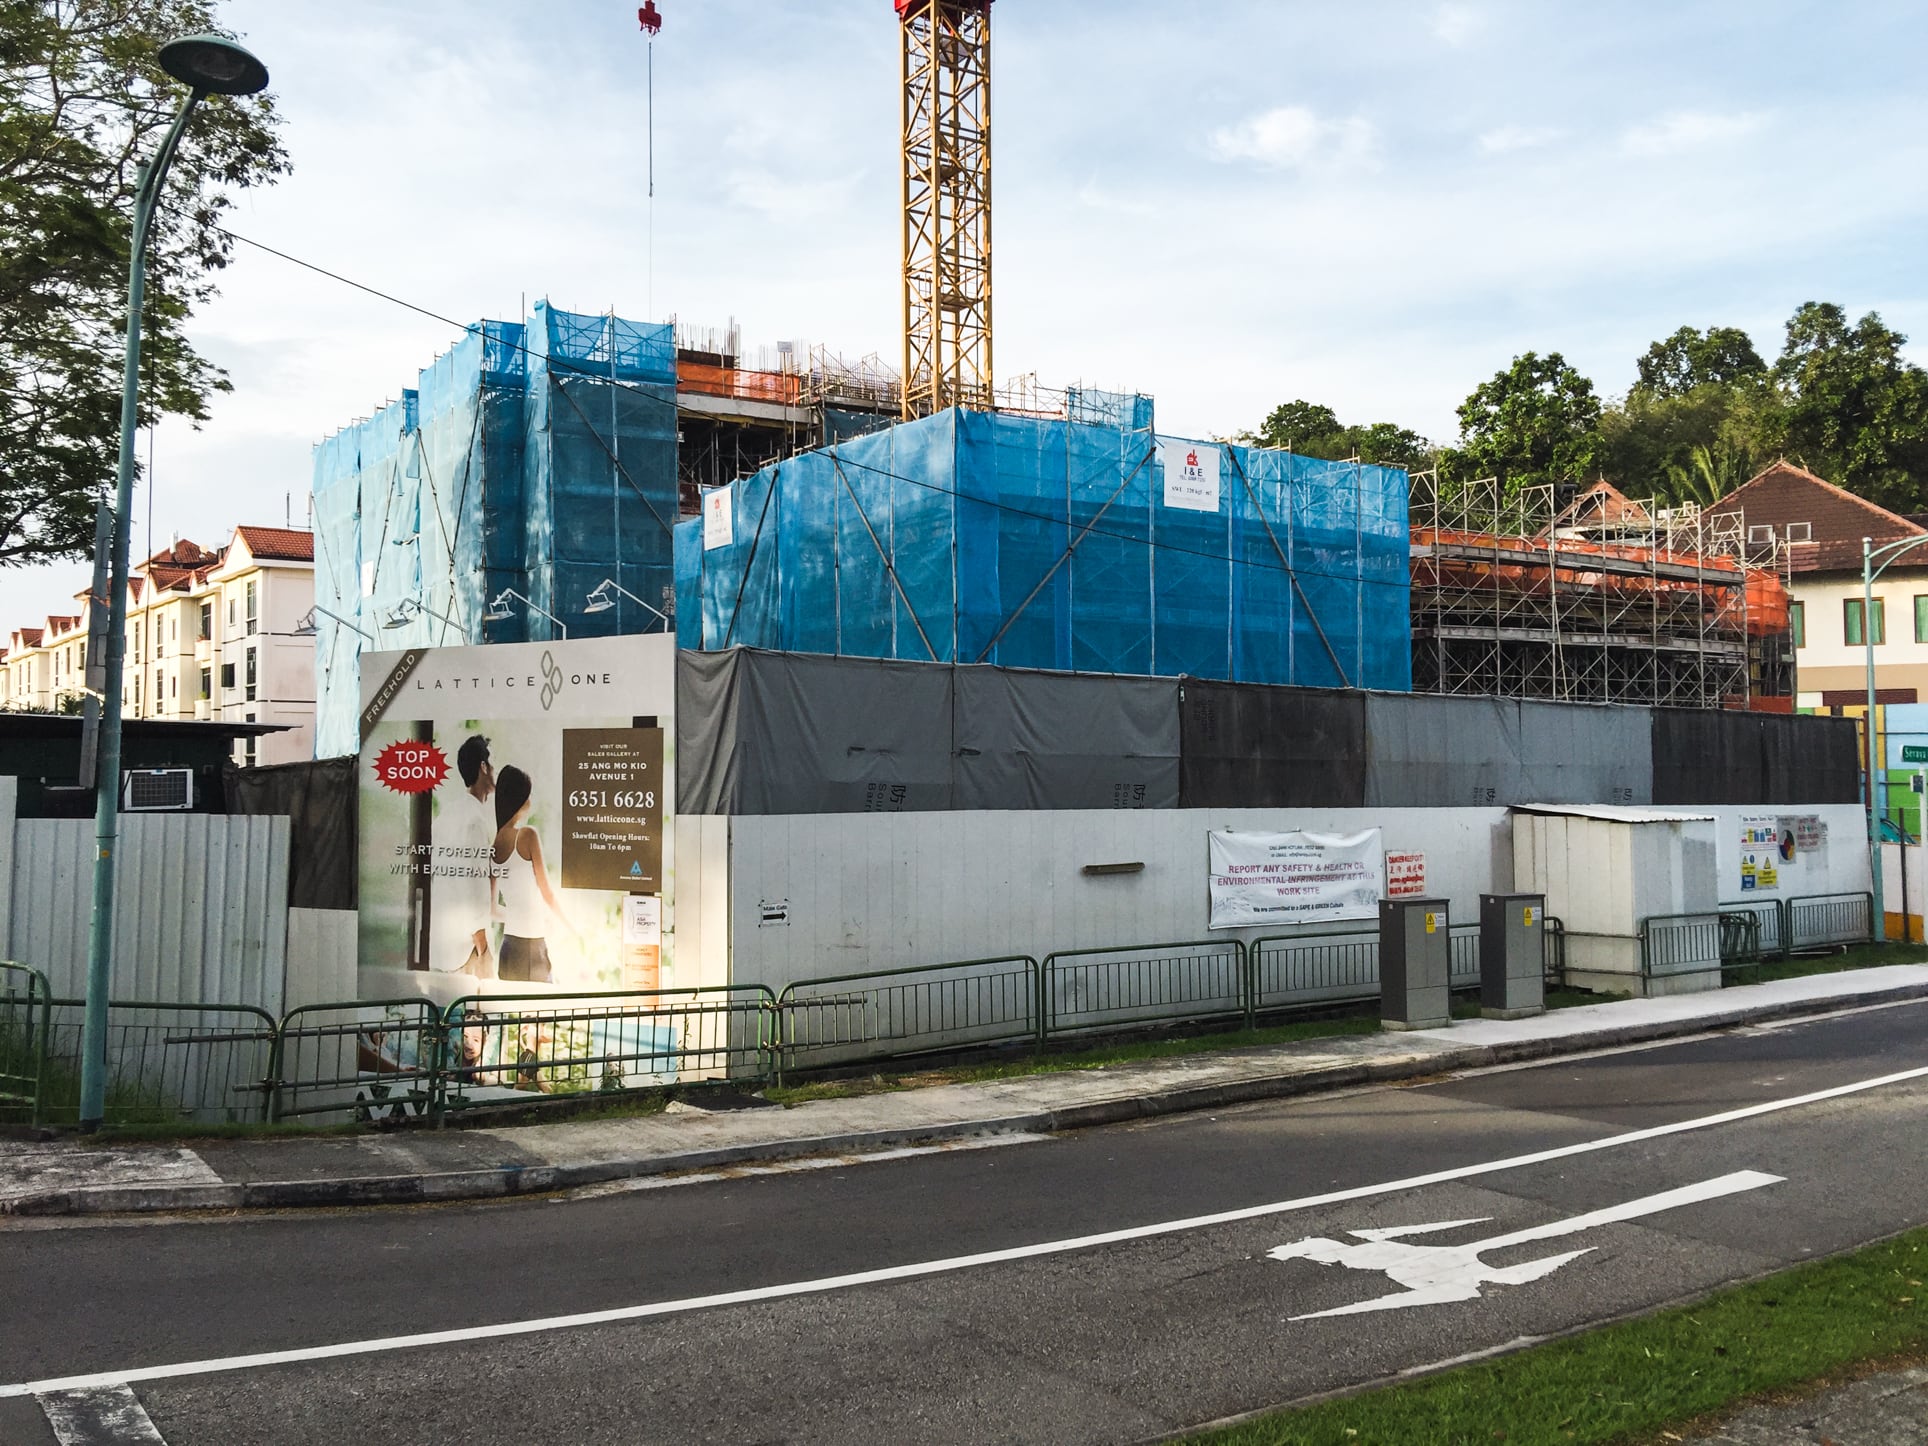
top-left (1, 779), bottom-right (291, 1014)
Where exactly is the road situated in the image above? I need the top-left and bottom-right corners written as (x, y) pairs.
top-left (4, 997), bottom-right (1928, 1444)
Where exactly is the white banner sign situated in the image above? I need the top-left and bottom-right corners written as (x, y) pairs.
top-left (1208, 828), bottom-right (1385, 929)
top-left (1158, 437), bottom-right (1221, 513)
top-left (703, 485), bottom-right (734, 550)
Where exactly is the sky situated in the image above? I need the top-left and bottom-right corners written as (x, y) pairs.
top-left (6, 0), bottom-right (1928, 623)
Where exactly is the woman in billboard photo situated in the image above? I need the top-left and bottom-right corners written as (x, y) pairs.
top-left (491, 764), bottom-right (575, 984)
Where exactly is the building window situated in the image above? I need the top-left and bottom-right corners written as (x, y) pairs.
top-left (199, 602), bottom-right (212, 640)
top-left (153, 669), bottom-right (161, 710)
top-left (244, 646), bottom-right (257, 701)
top-left (228, 598), bottom-right (236, 632)
top-left (170, 616), bottom-right (177, 641)
top-left (220, 661), bottom-right (235, 690)
top-left (169, 675), bottom-right (177, 699)
top-left (78, 641), bottom-right (84, 669)
top-left (1791, 601), bottom-right (1805, 649)
top-left (244, 712), bottom-right (257, 766)
top-left (246, 580), bottom-right (257, 636)
top-left (1846, 597), bottom-right (1887, 647)
top-left (199, 667), bottom-right (211, 701)
top-left (132, 621), bottom-right (142, 663)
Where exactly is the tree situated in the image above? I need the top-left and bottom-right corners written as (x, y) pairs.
top-left (0, 0), bottom-right (288, 568)
top-left (1245, 399), bottom-right (1434, 470)
top-left (1454, 352), bottom-right (1603, 494)
top-left (1772, 302), bottom-right (1928, 513)
top-left (1633, 325), bottom-right (1766, 399)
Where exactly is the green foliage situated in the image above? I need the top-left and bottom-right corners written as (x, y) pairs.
top-left (1246, 399), bottom-right (1434, 471)
top-left (1634, 324), bottom-right (1767, 398)
top-left (1773, 302), bottom-right (1928, 513)
top-left (0, 0), bottom-right (288, 567)
top-left (1454, 351), bottom-right (1603, 494)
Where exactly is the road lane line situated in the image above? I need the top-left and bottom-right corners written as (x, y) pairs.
top-left (5, 1060), bottom-right (1926, 1400)
top-left (37, 1385), bottom-right (167, 1444)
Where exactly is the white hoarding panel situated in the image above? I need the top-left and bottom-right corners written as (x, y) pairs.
top-left (703, 485), bottom-right (733, 550)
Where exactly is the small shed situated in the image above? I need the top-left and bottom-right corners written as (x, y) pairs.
top-left (1511, 803), bottom-right (1721, 997)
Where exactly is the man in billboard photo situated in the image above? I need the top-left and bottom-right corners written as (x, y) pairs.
top-left (435, 733), bottom-right (499, 978)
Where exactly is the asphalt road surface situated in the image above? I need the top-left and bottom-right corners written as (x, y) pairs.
top-left (5, 997), bottom-right (1928, 1445)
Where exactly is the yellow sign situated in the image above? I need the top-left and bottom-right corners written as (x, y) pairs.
top-left (1523, 906), bottom-right (1535, 928)
top-left (1424, 911), bottom-right (1438, 934)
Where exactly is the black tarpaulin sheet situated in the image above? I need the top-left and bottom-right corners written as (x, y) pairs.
top-left (1517, 700), bottom-right (1654, 805)
top-left (1178, 680), bottom-right (1366, 807)
top-left (953, 666), bottom-right (1179, 809)
top-left (223, 756), bottom-right (357, 909)
top-left (1652, 709), bottom-right (1759, 803)
top-left (1364, 694), bottom-right (1520, 806)
top-left (1760, 712), bottom-right (1860, 804)
top-left (676, 649), bottom-right (955, 814)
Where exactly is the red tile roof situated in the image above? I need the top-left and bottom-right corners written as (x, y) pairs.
top-left (1706, 461), bottom-right (1924, 573)
top-left (233, 526), bottom-right (314, 562)
top-left (14, 628), bottom-right (42, 646)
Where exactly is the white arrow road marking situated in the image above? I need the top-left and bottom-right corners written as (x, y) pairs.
top-left (1274, 1169), bottom-right (1784, 1318)
top-left (37, 1385), bottom-right (167, 1444)
top-left (0, 1065), bottom-right (1922, 1400)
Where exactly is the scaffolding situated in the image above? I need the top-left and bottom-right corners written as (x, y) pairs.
top-left (1409, 475), bottom-right (1794, 710)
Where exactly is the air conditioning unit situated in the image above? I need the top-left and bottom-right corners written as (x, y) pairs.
top-left (122, 768), bottom-right (194, 812)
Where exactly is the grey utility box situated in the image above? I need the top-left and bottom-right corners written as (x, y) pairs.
top-left (1380, 896), bottom-right (1452, 1031)
top-left (1479, 892), bottom-right (1547, 1020)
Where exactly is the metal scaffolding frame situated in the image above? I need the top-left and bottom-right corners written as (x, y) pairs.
top-left (1409, 475), bottom-right (1777, 709)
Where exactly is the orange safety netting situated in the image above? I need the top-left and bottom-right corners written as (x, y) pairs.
top-left (1412, 528), bottom-right (1791, 637)
top-left (675, 359), bottom-right (803, 406)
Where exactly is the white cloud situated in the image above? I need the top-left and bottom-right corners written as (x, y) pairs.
top-left (1622, 110), bottom-right (1769, 156)
top-left (1208, 106), bottom-right (1377, 171)
top-left (1432, 3), bottom-right (1486, 47)
top-left (1479, 124), bottom-right (1564, 154)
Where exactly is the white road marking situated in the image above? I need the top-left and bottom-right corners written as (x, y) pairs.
top-left (3, 1061), bottom-right (1925, 1400)
top-left (561, 1133), bottom-right (1050, 1199)
top-left (1273, 1169), bottom-right (1783, 1318)
top-left (37, 1385), bottom-right (167, 1443)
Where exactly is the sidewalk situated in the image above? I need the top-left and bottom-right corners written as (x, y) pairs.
top-left (5, 965), bottom-right (1927, 1218)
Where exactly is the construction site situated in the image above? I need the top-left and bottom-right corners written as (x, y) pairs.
top-left (310, 0), bottom-right (1799, 755)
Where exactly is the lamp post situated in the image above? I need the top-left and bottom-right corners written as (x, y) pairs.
top-left (484, 588), bottom-right (568, 640)
top-left (583, 577), bottom-right (670, 632)
top-left (79, 35), bottom-right (271, 1133)
top-left (1860, 532), bottom-right (1928, 944)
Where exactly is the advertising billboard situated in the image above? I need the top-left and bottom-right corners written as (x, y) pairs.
top-left (356, 635), bottom-right (678, 1094)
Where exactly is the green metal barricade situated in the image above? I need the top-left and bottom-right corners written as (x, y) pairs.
top-left (270, 998), bottom-right (442, 1124)
top-left (39, 998), bottom-right (278, 1125)
top-left (437, 984), bottom-right (778, 1115)
top-left (1039, 939), bottom-right (1249, 1041)
top-left (0, 961), bottom-right (52, 1127)
top-left (776, 957), bottom-right (1040, 1084)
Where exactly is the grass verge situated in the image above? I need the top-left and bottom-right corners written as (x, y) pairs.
top-left (1722, 940), bottom-right (1926, 987)
top-left (1181, 1226), bottom-right (1928, 1446)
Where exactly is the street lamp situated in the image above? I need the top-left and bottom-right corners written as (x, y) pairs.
top-left (380, 596), bottom-right (465, 636)
top-left (80, 34), bottom-right (270, 1133)
top-left (292, 604), bottom-right (374, 643)
top-left (1860, 533), bottom-right (1928, 943)
top-left (583, 578), bottom-right (670, 632)
top-left (485, 588), bottom-right (568, 639)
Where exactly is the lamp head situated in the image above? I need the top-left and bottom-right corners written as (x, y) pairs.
top-left (292, 608), bottom-right (318, 637)
top-left (584, 582), bottom-right (615, 615)
top-left (483, 605), bottom-right (513, 623)
top-left (158, 34), bottom-right (270, 96)
top-left (380, 599), bottom-right (421, 631)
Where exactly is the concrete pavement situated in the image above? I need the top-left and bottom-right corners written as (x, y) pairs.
top-left (4, 963), bottom-right (1927, 1218)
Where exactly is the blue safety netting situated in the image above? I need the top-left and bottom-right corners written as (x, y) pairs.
top-left (675, 406), bottom-right (1411, 689)
top-left (312, 304), bottom-right (678, 756)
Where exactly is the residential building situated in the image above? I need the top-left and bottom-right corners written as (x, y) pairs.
top-left (1, 526), bottom-right (316, 766)
top-left (1707, 461), bottom-right (1928, 709)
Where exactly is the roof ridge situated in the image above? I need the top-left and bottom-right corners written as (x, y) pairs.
top-left (1732, 460), bottom-right (1924, 535)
